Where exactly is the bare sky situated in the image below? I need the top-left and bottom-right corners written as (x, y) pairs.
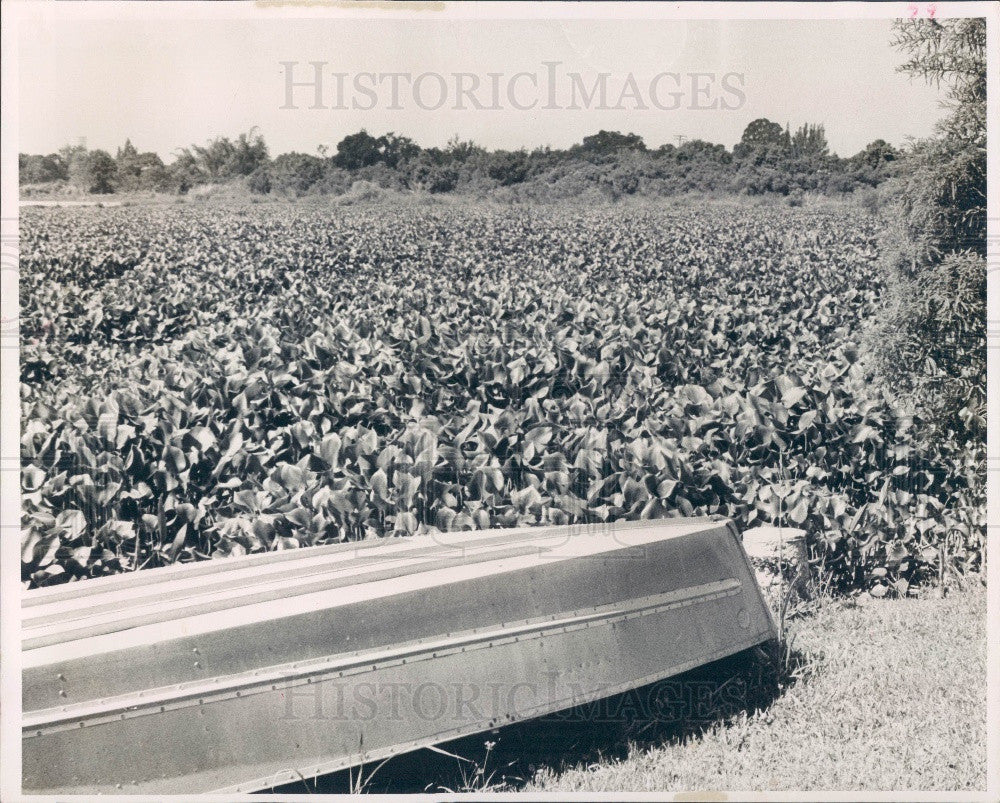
top-left (17, 17), bottom-right (946, 159)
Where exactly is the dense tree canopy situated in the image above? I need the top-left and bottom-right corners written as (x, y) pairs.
top-left (733, 118), bottom-right (788, 157)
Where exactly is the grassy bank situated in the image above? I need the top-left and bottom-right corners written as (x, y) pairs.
top-left (526, 581), bottom-right (987, 793)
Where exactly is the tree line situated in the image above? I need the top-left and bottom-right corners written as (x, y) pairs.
top-left (19, 119), bottom-right (899, 200)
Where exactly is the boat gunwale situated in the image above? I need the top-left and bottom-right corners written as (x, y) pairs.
top-left (22, 516), bottom-right (724, 606)
top-left (22, 541), bottom-right (560, 645)
top-left (23, 519), bottom-right (728, 651)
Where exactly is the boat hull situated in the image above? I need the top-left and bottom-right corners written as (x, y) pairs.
top-left (22, 517), bottom-right (775, 794)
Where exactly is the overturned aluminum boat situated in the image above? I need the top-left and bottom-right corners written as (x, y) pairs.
top-left (22, 517), bottom-right (775, 794)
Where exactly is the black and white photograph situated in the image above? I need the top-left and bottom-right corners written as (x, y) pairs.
top-left (0, 1), bottom-right (997, 799)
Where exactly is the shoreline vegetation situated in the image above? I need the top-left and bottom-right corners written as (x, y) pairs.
top-left (17, 186), bottom-right (880, 211)
top-left (20, 119), bottom-right (895, 205)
